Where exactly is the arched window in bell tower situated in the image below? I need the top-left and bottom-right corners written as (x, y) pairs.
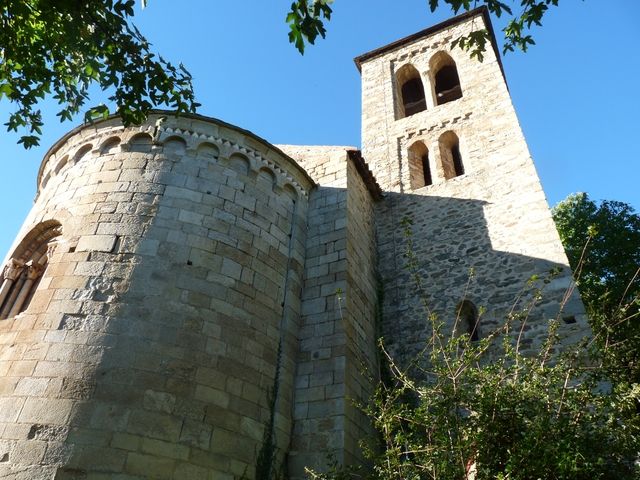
top-left (429, 52), bottom-right (463, 106)
top-left (0, 221), bottom-right (62, 320)
top-left (408, 141), bottom-right (432, 189)
top-left (395, 64), bottom-right (427, 118)
top-left (438, 131), bottom-right (464, 179)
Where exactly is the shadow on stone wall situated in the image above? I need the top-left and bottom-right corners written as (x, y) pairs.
top-left (375, 192), bottom-right (588, 367)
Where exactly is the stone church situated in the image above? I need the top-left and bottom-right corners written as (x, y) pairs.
top-left (0, 7), bottom-right (587, 479)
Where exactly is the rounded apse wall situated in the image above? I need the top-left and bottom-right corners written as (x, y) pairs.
top-left (0, 112), bottom-right (313, 479)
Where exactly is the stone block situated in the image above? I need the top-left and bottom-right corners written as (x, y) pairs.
top-left (143, 390), bottom-right (176, 414)
top-left (76, 235), bottom-right (117, 253)
top-left (19, 398), bottom-right (74, 424)
top-left (173, 463), bottom-right (209, 480)
top-left (127, 411), bottom-right (182, 443)
top-left (194, 385), bottom-right (230, 408)
top-left (14, 377), bottom-right (49, 396)
top-left (125, 452), bottom-right (175, 480)
top-left (110, 433), bottom-right (142, 451)
top-left (10, 440), bottom-right (47, 465)
top-left (178, 419), bottom-right (212, 450)
top-left (141, 438), bottom-right (189, 460)
top-left (0, 398), bottom-right (24, 422)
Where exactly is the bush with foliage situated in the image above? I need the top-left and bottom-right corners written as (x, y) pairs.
top-left (307, 217), bottom-right (640, 480)
top-left (309, 319), bottom-right (639, 479)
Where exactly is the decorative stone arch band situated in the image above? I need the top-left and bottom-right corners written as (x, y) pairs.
top-left (36, 111), bottom-right (315, 199)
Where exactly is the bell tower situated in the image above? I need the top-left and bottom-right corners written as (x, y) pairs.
top-left (355, 7), bottom-right (514, 194)
top-left (355, 7), bottom-right (589, 363)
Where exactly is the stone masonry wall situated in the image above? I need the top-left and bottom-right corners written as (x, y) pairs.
top-left (0, 114), bottom-right (313, 479)
top-left (277, 146), bottom-right (379, 477)
top-left (343, 158), bottom-right (378, 463)
top-left (359, 11), bottom-right (588, 366)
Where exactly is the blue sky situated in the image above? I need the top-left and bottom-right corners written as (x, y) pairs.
top-left (1, 0), bottom-right (639, 258)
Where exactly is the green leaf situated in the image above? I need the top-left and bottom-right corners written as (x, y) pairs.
top-left (18, 135), bottom-right (40, 148)
top-left (0, 83), bottom-right (13, 99)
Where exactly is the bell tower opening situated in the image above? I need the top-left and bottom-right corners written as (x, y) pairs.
top-left (439, 131), bottom-right (465, 179)
top-left (396, 64), bottom-right (427, 118)
top-left (430, 51), bottom-right (463, 105)
top-left (408, 141), bottom-right (432, 189)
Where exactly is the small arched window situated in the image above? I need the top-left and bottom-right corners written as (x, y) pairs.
top-left (429, 52), bottom-right (463, 106)
top-left (0, 221), bottom-right (62, 320)
top-left (407, 141), bottom-right (432, 190)
top-left (438, 131), bottom-right (464, 179)
top-left (396, 64), bottom-right (427, 118)
top-left (456, 300), bottom-right (479, 341)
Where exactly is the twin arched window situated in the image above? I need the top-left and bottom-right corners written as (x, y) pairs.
top-left (396, 52), bottom-right (462, 119)
top-left (408, 131), bottom-right (464, 189)
top-left (0, 221), bottom-right (62, 319)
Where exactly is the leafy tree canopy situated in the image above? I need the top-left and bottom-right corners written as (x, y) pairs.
top-left (0, 0), bottom-right (199, 148)
top-left (553, 192), bottom-right (640, 382)
top-left (553, 193), bottom-right (640, 311)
